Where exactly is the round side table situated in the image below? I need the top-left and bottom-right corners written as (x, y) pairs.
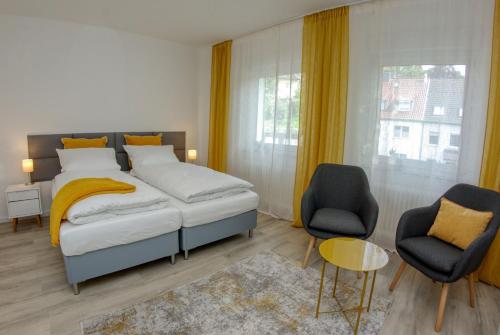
top-left (315, 237), bottom-right (389, 335)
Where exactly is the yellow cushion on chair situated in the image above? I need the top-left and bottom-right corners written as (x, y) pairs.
top-left (427, 197), bottom-right (493, 250)
top-left (124, 134), bottom-right (162, 145)
top-left (61, 136), bottom-right (108, 149)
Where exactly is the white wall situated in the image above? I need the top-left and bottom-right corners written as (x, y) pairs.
top-left (196, 46), bottom-right (212, 166)
top-left (0, 15), bottom-right (204, 221)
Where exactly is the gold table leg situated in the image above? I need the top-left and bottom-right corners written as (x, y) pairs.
top-left (316, 267), bottom-right (379, 335)
top-left (367, 270), bottom-right (377, 312)
top-left (333, 266), bottom-right (340, 297)
top-left (315, 260), bottom-right (326, 318)
top-left (354, 271), bottom-right (369, 335)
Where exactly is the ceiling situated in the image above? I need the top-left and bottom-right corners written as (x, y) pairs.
top-left (0, 0), bottom-right (358, 46)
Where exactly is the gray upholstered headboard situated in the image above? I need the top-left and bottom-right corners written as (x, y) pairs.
top-left (27, 132), bottom-right (186, 182)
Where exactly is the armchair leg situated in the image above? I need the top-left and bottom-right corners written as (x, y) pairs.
top-left (302, 236), bottom-right (317, 268)
top-left (435, 283), bottom-right (449, 332)
top-left (468, 274), bottom-right (476, 308)
top-left (389, 261), bottom-right (407, 291)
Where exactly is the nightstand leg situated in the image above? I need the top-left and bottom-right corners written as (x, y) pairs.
top-left (35, 215), bottom-right (42, 228)
top-left (11, 218), bottom-right (18, 232)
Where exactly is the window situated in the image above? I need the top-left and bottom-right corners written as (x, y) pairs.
top-left (393, 125), bottom-right (409, 138)
top-left (256, 74), bottom-right (301, 145)
top-left (443, 148), bottom-right (459, 163)
top-left (450, 134), bottom-right (460, 147)
top-left (433, 106), bottom-right (445, 116)
top-left (429, 131), bottom-right (440, 145)
top-left (377, 65), bottom-right (466, 163)
top-left (398, 99), bottom-right (412, 112)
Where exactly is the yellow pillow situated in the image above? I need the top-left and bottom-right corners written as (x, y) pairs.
top-left (124, 134), bottom-right (162, 146)
top-left (427, 197), bottom-right (493, 250)
top-left (61, 136), bottom-right (108, 149)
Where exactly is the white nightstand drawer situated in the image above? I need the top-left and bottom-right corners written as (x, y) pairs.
top-left (8, 199), bottom-right (41, 218)
top-left (7, 189), bottom-right (39, 202)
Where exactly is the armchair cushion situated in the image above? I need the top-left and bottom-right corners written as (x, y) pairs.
top-left (309, 208), bottom-right (366, 236)
top-left (399, 236), bottom-right (463, 273)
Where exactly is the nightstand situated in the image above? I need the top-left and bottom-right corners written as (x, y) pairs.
top-left (5, 183), bottom-right (43, 232)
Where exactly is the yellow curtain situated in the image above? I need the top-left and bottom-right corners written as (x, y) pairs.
top-left (478, 0), bottom-right (500, 288)
top-left (292, 7), bottom-right (349, 227)
top-left (208, 40), bottom-right (232, 172)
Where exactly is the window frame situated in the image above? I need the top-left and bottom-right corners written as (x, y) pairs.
top-left (393, 125), bottom-right (410, 138)
top-left (397, 99), bottom-right (413, 112)
top-left (433, 106), bottom-right (445, 116)
top-left (376, 63), bottom-right (468, 167)
top-left (429, 131), bottom-right (440, 145)
top-left (254, 74), bottom-right (301, 150)
top-left (449, 133), bottom-right (461, 147)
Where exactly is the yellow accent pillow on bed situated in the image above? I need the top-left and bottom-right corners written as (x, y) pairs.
top-left (427, 197), bottom-right (493, 250)
top-left (124, 134), bottom-right (162, 145)
top-left (61, 136), bottom-right (108, 149)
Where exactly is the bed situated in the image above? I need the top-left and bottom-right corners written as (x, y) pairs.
top-left (166, 190), bottom-right (258, 259)
top-left (127, 159), bottom-right (259, 259)
top-left (28, 131), bottom-right (258, 293)
top-left (28, 132), bottom-right (186, 294)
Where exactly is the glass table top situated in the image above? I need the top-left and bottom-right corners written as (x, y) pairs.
top-left (319, 237), bottom-right (389, 272)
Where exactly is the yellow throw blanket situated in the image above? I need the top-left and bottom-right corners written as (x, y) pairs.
top-left (50, 178), bottom-right (136, 246)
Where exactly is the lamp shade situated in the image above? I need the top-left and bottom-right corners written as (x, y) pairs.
top-left (22, 159), bottom-right (34, 173)
top-left (187, 149), bottom-right (197, 161)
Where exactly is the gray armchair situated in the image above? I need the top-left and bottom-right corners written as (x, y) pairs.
top-left (301, 163), bottom-right (379, 268)
top-left (388, 184), bottom-right (500, 332)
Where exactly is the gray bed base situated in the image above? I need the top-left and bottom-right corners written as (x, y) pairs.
top-left (63, 210), bottom-right (257, 294)
top-left (63, 231), bottom-right (179, 295)
top-left (180, 210), bottom-right (257, 259)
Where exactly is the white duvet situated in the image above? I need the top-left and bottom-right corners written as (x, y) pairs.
top-left (53, 170), bottom-right (170, 224)
top-left (131, 162), bottom-right (253, 203)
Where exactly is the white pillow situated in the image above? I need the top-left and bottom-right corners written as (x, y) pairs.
top-left (123, 145), bottom-right (179, 168)
top-left (56, 148), bottom-right (121, 172)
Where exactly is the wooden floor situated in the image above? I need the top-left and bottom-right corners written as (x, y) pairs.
top-left (1, 214), bottom-right (499, 335)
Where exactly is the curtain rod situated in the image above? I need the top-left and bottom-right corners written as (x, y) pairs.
top-left (216, 0), bottom-right (371, 44)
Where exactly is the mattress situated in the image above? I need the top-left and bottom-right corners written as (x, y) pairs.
top-left (166, 190), bottom-right (259, 228)
top-left (59, 207), bottom-right (181, 256)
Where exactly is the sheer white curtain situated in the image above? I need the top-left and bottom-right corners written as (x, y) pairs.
top-left (228, 20), bottom-right (303, 220)
top-left (345, 0), bottom-right (495, 249)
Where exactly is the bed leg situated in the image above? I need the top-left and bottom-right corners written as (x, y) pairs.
top-left (170, 254), bottom-right (176, 265)
top-left (249, 229), bottom-right (253, 238)
top-left (72, 283), bottom-right (80, 295)
top-left (184, 249), bottom-right (189, 260)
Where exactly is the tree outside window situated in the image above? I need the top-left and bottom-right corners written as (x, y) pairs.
top-left (256, 74), bottom-right (301, 146)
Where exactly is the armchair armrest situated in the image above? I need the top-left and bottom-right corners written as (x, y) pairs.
top-left (396, 205), bottom-right (439, 243)
top-left (450, 220), bottom-right (500, 281)
top-left (359, 191), bottom-right (379, 238)
top-left (301, 186), bottom-right (316, 228)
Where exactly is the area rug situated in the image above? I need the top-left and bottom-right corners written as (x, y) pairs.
top-left (81, 252), bottom-right (392, 334)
